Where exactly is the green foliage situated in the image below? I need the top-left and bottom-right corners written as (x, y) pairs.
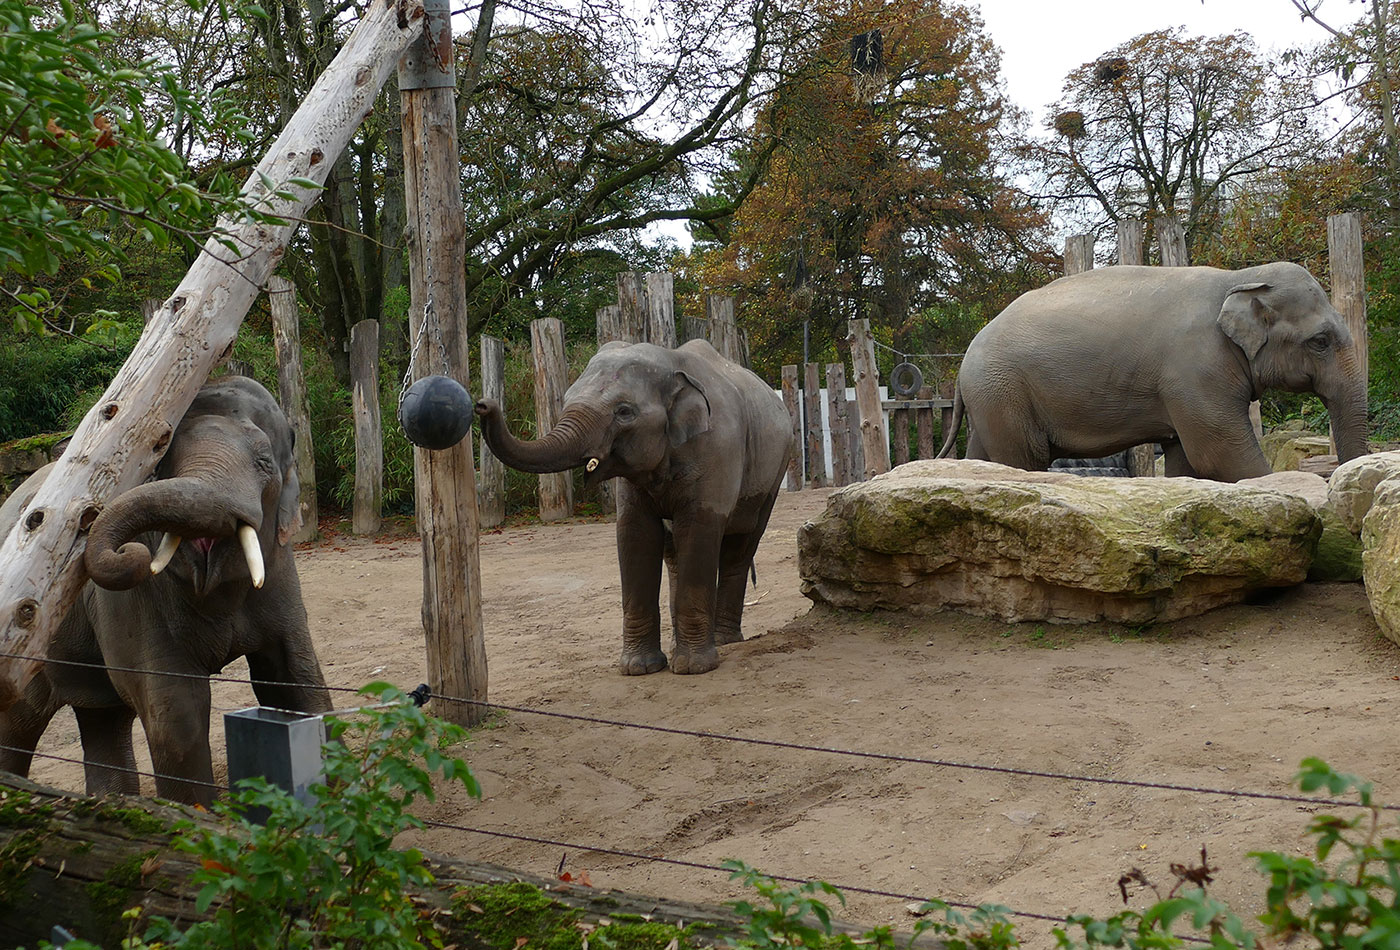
top-left (110, 683), bottom-right (481, 949)
top-left (724, 859), bottom-right (847, 948)
top-left (0, 331), bottom-right (134, 440)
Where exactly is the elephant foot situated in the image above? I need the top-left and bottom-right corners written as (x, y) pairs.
top-left (670, 644), bottom-right (719, 675)
top-left (713, 626), bottom-right (744, 645)
top-left (619, 648), bottom-right (668, 676)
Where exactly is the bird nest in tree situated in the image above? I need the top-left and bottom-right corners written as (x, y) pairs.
top-left (1094, 57), bottom-right (1129, 84)
top-left (1053, 111), bottom-right (1086, 140)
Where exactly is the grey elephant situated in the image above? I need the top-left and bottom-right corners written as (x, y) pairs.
top-left (937, 262), bottom-right (1369, 481)
top-left (0, 376), bottom-right (331, 805)
top-left (475, 339), bottom-right (794, 675)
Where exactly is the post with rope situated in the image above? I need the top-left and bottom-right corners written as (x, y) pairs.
top-left (398, 0), bottom-right (488, 726)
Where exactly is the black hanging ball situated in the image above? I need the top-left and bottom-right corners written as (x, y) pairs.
top-left (399, 375), bottom-right (474, 450)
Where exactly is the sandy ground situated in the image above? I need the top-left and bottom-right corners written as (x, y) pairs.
top-left (23, 486), bottom-right (1400, 947)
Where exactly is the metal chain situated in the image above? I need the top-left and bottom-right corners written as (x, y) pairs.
top-left (398, 151), bottom-right (450, 408)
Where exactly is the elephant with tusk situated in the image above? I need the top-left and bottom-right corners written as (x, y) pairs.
top-left (476, 339), bottom-right (795, 676)
top-left (0, 375), bottom-right (330, 806)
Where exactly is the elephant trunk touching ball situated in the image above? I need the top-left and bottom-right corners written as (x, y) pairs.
top-left (0, 376), bottom-right (331, 806)
top-left (476, 339), bottom-right (794, 675)
top-left (937, 262), bottom-right (1369, 482)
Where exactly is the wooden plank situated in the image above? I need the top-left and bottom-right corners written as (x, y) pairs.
top-left (848, 319), bottom-right (889, 478)
top-left (878, 399), bottom-right (954, 411)
top-left (531, 317), bottom-right (573, 521)
top-left (826, 363), bottom-right (851, 487)
top-left (1328, 211), bottom-right (1368, 414)
top-left (478, 335), bottom-right (506, 528)
top-left (781, 365), bottom-right (802, 491)
top-left (892, 408), bottom-right (911, 465)
top-left (645, 272), bottom-right (677, 349)
top-left (1063, 234), bottom-right (1094, 275)
top-left (400, 4), bottom-right (487, 727)
top-left (269, 275), bottom-right (318, 542)
top-left (803, 362), bottom-right (826, 489)
top-left (617, 272), bottom-right (646, 343)
top-left (1117, 218), bottom-right (1144, 266)
top-left (915, 386), bottom-right (935, 460)
top-left (1157, 213), bottom-right (1189, 266)
top-left (350, 319), bottom-right (383, 535)
top-left (0, 0), bottom-right (420, 710)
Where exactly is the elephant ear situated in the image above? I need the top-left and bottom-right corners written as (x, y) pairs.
top-left (667, 371), bottom-right (711, 448)
top-left (1217, 282), bottom-right (1273, 359)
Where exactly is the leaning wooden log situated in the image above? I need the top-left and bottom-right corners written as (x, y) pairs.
top-left (0, 0), bottom-right (424, 710)
top-left (0, 774), bottom-right (932, 949)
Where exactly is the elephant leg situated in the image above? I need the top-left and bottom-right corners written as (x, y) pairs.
top-left (246, 639), bottom-right (332, 715)
top-left (713, 491), bottom-right (779, 645)
top-left (663, 525), bottom-right (680, 653)
top-left (134, 676), bottom-right (217, 807)
top-left (669, 509), bottom-right (725, 675)
top-left (73, 705), bottom-right (140, 797)
top-left (616, 483), bottom-right (667, 675)
top-left (0, 676), bottom-right (61, 780)
top-left (965, 408), bottom-right (1047, 469)
top-left (1172, 416), bottom-right (1272, 482)
top-left (1162, 441), bottom-right (1197, 478)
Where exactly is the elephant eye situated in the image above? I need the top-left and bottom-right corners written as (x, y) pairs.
top-left (1308, 332), bottom-right (1331, 353)
top-left (614, 404), bottom-right (637, 423)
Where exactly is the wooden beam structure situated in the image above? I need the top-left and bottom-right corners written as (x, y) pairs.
top-left (0, 0), bottom-right (421, 709)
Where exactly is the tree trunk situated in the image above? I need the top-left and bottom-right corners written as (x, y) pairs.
top-left (351, 319), bottom-right (383, 535)
top-left (0, 0), bottom-right (420, 711)
top-left (531, 317), bottom-right (573, 521)
top-left (269, 276), bottom-right (319, 542)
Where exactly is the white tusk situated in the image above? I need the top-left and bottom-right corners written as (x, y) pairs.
top-left (238, 524), bottom-right (266, 589)
top-left (150, 533), bottom-right (181, 575)
top-left (586, 458), bottom-right (600, 472)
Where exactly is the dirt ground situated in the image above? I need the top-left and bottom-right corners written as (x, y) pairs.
top-left (24, 486), bottom-right (1400, 946)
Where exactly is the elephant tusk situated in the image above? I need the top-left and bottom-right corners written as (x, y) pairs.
top-left (586, 458), bottom-right (600, 472)
top-left (238, 524), bottom-right (265, 590)
top-left (150, 533), bottom-right (181, 575)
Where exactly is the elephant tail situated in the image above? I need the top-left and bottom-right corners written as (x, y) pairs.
top-left (936, 379), bottom-right (965, 459)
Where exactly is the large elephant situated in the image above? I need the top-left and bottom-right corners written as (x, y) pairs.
top-left (0, 376), bottom-right (331, 805)
top-left (937, 262), bottom-right (1370, 481)
top-left (475, 339), bottom-right (794, 675)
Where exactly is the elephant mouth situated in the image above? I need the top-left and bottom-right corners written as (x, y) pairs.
top-left (150, 526), bottom-right (266, 597)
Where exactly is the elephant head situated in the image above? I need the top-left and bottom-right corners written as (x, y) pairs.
top-left (84, 376), bottom-right (302, 595)
top-left (475, 341), bottom-right (711, 479)
top-left (1216, 261), bottom-right (1369, 463)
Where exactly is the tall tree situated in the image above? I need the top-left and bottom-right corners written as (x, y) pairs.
top-left (1030, 28), bottom-right (1319, 257)
top-left (689, 0), bottom-right (1051, 376)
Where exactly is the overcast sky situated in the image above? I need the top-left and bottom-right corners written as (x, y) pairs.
top-left (971, 0), bottom-right (1332, 124)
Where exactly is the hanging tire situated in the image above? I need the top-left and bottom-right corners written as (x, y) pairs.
top-left (889, 362), bottom-right (923, 398)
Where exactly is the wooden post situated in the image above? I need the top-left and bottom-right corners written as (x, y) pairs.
top-left (531, 317), bottom-right (573, 521)
top-left (781, 365), bottom-right (802, 491)
top-left (1117, 219), bottom-right (1144, 267)
top-left (848, 319), bottom-right (889, 478)
top-left (680, 315), bottom-right (708, 345)
top-left (400, 0), bottom-right (487, 727)
top-left (645, 272), bottom-right (677, 349)
top-left (1064, 234), bottom-right (1095, 275)
top-left (1329, 212), bottom-right (1368, 427)
top-left (0, 0), bottom-right (419, 709)
top-left (350, 320), bottom-right (383, 534)
top-left (826, 363), bottom-right (851, 486)
top-left (915, 386), bottom-right (936, 460)
top-left (478, 336), bottom-right (506, 528)
top-left (891, 409), bottom-right (911, 465)
top-left (269, 276), bottom-right (318, 542)
top-left (1156, 212), bottom-right (1189, 267)
top-left (803, 363), bottom-right (826, 488)
top-left (707, 296), bottom-right (741, 363)
top-left (617, 272), bottom-right (647, 343)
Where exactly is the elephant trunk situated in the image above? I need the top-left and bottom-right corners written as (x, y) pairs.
top-left (85, 475), bottom-right (265, 591)
top-left (1323, 346), bottom-right (1370, 464)
top-left (475, 399), bottom-right (609, 474)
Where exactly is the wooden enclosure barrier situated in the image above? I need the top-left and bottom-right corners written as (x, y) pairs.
top-left (478, 336), bottom-right (506, 528)
top-left (350, 319), bottom-right (383, 535)
top-left (269, 276), bottom-right (318, 542)
top-left (530, 317), bottom-right (572, 521)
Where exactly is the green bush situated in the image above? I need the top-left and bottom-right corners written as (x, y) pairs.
top-left (0, 332), bottom-right (135, 442)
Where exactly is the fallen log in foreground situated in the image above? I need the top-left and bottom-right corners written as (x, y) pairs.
top-left (0, 773), bottom-right (929, 949)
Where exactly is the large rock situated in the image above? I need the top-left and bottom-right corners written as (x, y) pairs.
top-left (798, 459), bottom-right (1322, 624)
top-left (1329, 451), bottom-right (1400, 535)
top-left (1242, 471), bottom-right (1360, 582)
top-left (1261, 424), bottom-right (1333, 472)
top-left (1362, 479), bottom-right (1400, 647)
